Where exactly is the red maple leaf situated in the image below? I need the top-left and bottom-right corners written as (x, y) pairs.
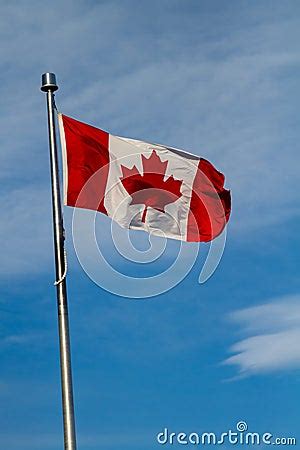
top-left (120, 150), bottom-right (183, 223)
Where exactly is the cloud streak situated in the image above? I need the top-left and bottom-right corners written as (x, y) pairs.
top-left (0, 1), bottom-right (299, 278)
top-left (223, 294), bottom-right (300, 375)
top-left (0, 186), bottom-right (52, 277)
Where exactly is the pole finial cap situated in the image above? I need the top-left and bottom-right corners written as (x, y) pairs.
top-left (41, 73), bottom-right (58, 92)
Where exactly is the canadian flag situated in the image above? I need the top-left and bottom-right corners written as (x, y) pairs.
top-left (58, 114), bottom-right (231, 242)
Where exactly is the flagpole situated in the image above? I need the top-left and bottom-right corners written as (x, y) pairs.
top-left (41, 73), bottom-right (77, 450)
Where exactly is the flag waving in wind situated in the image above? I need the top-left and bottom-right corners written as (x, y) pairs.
top-left (58, 114), bottom-right (231, 242)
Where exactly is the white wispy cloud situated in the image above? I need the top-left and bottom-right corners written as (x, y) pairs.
top-left (0, 186), bottom-right (52, 276)
top-left (223, 294), bottom-right (300, 375)
top-left (0, 1), bottom-right (299, 277)
top-left (0, 333), bottom-right (46, 346)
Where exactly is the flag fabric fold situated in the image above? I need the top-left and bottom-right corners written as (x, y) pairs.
top-left (58, 113), bottom-right (231, 242)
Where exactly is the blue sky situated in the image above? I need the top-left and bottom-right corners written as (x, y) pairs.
top-left (1, 0), bottom-right (300, 448)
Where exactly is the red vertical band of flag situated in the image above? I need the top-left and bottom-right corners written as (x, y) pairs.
top-left (187, 159), bottom-right (231, 242)
top-left (60, 114), bottom-right (110, 213)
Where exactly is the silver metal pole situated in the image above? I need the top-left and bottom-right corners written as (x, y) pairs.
top-left (41, 73), bottom-right (77, 450)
